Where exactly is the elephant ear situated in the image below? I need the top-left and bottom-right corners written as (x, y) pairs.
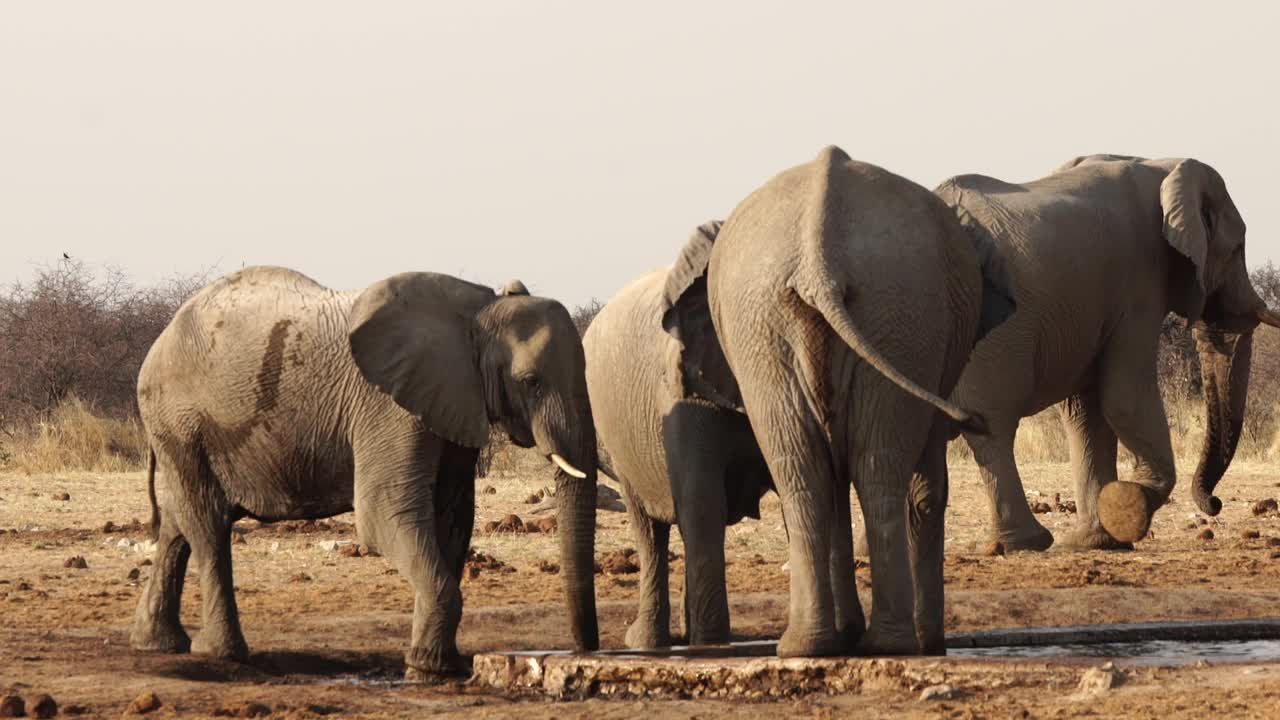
top-left (348, 272), bottom-right (495, 448)
top-left (660, 220), bottom-right (742, 410)
top-left (952, 204), bottom-right (1017, 343)
top-left (499, 279), bottom-right (529, 296)
top-left (1161, 159), bottom-right (1213, 325)
top-left (1051, 153), bottom-right (1147, 174)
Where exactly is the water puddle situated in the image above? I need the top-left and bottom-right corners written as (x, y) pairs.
top-left (952, 638), bottom-right (1280, 665)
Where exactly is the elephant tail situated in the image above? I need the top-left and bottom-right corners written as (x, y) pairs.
top-left (806, 287), bottom-right (990, 436)
top-left (146, 448), bottom-right (159, 541)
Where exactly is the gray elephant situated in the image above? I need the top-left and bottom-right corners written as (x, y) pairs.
top-left (936, 155), bottom-right (1280, 552)
top-left (584, 224), bottom-right (774, 649)
top-left (664, 146), bottom-right (1013, 656)
top-left (128, 266), bottom-right (599, 679)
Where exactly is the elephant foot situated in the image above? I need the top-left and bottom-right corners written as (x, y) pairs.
top-left (1097, 481), bottom-right (1156, 544)
top-left (625, 617), bottom-right (672, 650)
top-left (1056, 524), bottom-right (1134, 552)
top-left (404, 645), bottom-right (466, 680)
top-left (777, 624), bottom-right (841, 658)
top-left (985, 522), bottom-right (1054, 554)
top-left (129, 620), bottom-right (191, 654)
top-left (856, 624), bottom-right (920, 657)
top-left (191, 628), bottom-right (249, 662)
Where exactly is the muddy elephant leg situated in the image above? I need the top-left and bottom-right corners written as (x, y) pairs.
top-left (967, 426), bottom-right (1054, 553)
top-left (130, 507), bottom-right (192, 654)
top-left (186, 500), bottom-right (249, 661)
top-left (356, 436), bottom-right (464, 679)
top-left (1097, 345), bottom-right (1175, 544)
top-left (435, 443), bottom-right (479, 582)
top-left (909, 419), bottom-right (950, 655)
top-left (738, 378), bottom-right (839, 658)
top-left (665, 402), bottom-right (733, 647)
top-left (1057, 392), bottom-right (1131, 551)
top-left (830, 476), bottom-right (864, 652)
top-left (621, 480), bottom-right (672, 649)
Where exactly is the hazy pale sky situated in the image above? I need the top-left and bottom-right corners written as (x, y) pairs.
top-left (2, 2), bottom-right (1276, 308)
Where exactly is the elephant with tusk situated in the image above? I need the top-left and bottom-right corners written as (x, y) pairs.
top-left (129, 266), bottom-right (599, 679)
top-left (935, 154), bottom-right (1280, 552)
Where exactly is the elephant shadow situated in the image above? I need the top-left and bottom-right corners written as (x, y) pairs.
top-left (144, 647), bottom-right (405, 684)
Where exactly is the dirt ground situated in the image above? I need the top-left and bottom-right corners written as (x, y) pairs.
top-left (3, 457), bottom-right (1280, 718)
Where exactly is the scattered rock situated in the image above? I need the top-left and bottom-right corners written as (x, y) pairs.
top-left (128, 568), bottom-right (141, 581)
top-left (1029, 501), bottom-right (1053, 514)
top-left (288, 572), bottom-right (312, 583)
top-left (16, 581), bottom-right (32, 591)
top-left (1076, 661), bottom-right (1125, 695)
top-left (1252, 498), bottom-right (1279, 517)
top-left (62, 704), bottom-right (88, 715)
top-left (358, 544), bottom-right (379, 557)
top-left (599, 548), bottom-right (640, 575)
top-left (1242, 529), bottom-right (1261, 540)
top-left (63, 556), bottom-right (88, 569)
top-left (1268, 537), bottom-right (1280, 548)
top-left (213, 701), bottom-right (272, 718)
top-left (482, 520), bottom-right (500, 534)
top-left (1198, 528), bottom-right (1215, 541)
top-left (482, 485), bottom-right (497, 495)
top-left (496, 514), bottom-right (525, 533)
top-left (125, 691), bottom-right (161, 715)
top-left (984, 541), bottom-right (1006, 557)
top-left (0, 694), bottom-right (24, 718)
top-left (52, 492), bottom-right (71, 502)
top-left (525, 492), bottom-right (543, 504)
top-left (537, 560), bottom-right (560, 574)
top-left (1053, 493), bottom-right (1077, 514)
top-left (919, 683), bottom-right (957, 701)
top-left (139, 559), bottom-right (153, 567)
top-left (26, 694), bottom-right (56, 719)
top-left (338, 543), bottom-right (360, 558)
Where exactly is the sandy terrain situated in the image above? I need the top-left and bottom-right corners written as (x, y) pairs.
top-left (3, 456), bottom-right (1280, 718)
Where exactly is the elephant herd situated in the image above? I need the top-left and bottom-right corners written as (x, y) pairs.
top-left (128, 146), bottom-right (1280, 679)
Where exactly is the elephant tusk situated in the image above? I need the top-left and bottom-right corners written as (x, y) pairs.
top-left (1257, 308), bottom-right (1280, 330)
top-left (549, 453), bottom-right (587, 479)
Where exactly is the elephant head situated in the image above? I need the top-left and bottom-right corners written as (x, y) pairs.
top-left (346, 272), bottom-right (599, 651)
top-left (1157, 159), bottom-right (1280, 517)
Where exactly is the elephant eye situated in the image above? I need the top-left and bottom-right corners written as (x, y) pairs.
top-left (518, 373), bottom-right (541, 391)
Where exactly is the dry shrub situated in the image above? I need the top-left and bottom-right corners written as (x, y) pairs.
top-left (1, 395), bottom-right (147, 474)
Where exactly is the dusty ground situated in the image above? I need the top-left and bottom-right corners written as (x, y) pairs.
top-left (3, 456), bottom-right (1280, 718)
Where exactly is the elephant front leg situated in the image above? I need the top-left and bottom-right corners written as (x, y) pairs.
top-left (622, 483), bottom-right (672, 649)
top-left (1097, 361), bottom-right (1176, 545)
top-left (130, 518), bottom-right (193, 654)
top-left (1057, 392), bottom-right (1132, 551)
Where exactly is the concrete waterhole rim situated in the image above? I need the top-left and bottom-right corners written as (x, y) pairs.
top-left (465, 618), bottom-right (1280, 699)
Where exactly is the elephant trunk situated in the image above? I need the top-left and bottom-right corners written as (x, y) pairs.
top-left (1190, 328), bottom-right (1253, 516)
top-left (556, 467), bottom-right (599, 652)
top-left (536, 405), bottom-right (600, 653)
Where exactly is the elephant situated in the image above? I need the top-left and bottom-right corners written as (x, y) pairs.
top-left (583, 222), bottom-right (774, 649)
top-left (663, 146), bottom-right (1013, 657)
top-left (935, 154), bottom-right (1280, 552)
top-left (128, 266), bottom-right (599, 679)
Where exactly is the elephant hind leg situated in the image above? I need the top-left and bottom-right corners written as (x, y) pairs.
top-left (908, 419), bottom-right (951, 655)
top-left (829, 474), bottom-right (864, 652)
top-left (967, 428), bottom-right (1054, 553)
top-left (179, 451), bottom-right (249, 661)
top-left (130, 505), bottom-right (192, 654)
top-left (1057, 392), bottom-right (1132, 551)
top-left (620, 478), bottom-right (672, 649)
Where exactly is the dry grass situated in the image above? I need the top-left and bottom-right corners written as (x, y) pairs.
top-left (0, 395), bottom-right (147, 474)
